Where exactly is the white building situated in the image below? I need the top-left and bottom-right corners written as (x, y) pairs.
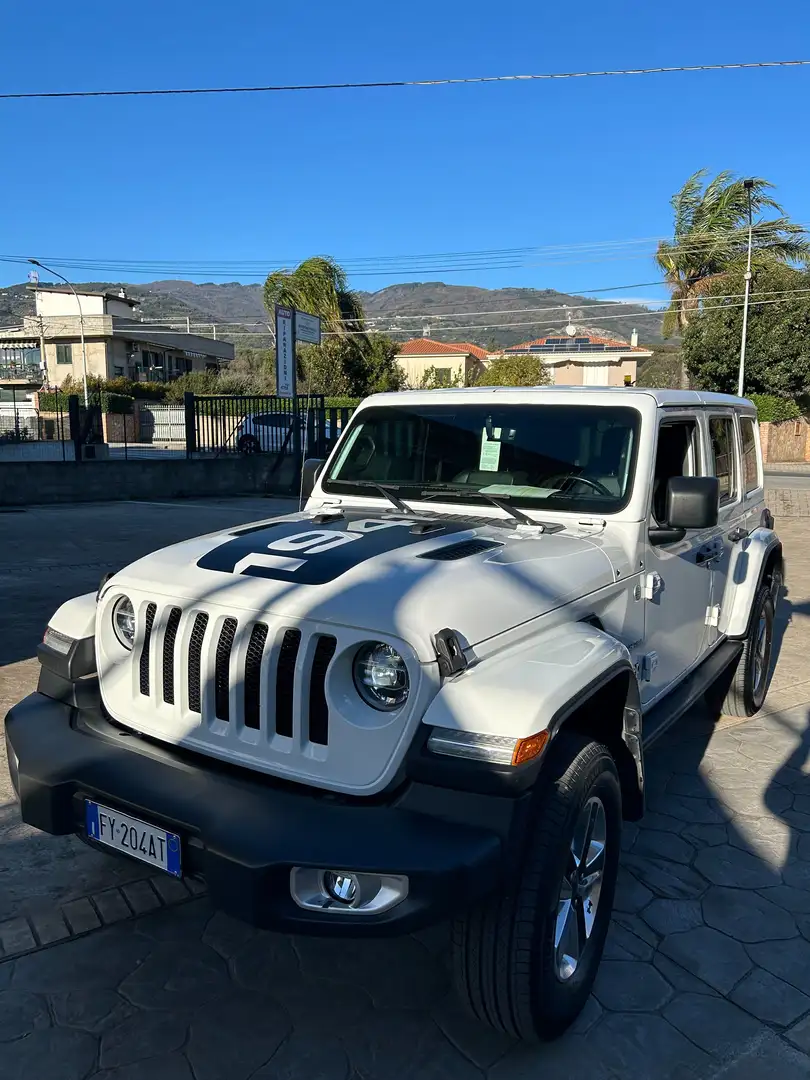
top-left (0, 285), bottom-right (233, 387)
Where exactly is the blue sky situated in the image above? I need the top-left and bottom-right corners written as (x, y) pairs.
top-left (1, 0), bottom-right (808, 318)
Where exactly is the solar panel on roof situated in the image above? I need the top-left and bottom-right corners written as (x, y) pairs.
top-left (545, 337), bottom-right (564, 344)
top-left (574, 337), bottom-right (590, 344)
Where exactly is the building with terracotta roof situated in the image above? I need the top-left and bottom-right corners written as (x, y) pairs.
top-left (501, 328), bottom-right (652, 387)
top-left (395, 338), bottom-right (488, 388)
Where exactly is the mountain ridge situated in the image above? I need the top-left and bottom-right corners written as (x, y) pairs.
top-left (0, 278), bottom-right (666, 347)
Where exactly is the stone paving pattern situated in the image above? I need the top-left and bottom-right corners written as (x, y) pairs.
top-left (5, 709), bottom-right (810, 1077)
top-left (3, 510), bottom-right (810, 1077)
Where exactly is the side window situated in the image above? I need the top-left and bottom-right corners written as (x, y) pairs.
top-left (709, 417), bottom-right (738, 505)
top-left (740, 417), bottom-right (760, 493)
top-left (651, 420), bottom-right (699, 524)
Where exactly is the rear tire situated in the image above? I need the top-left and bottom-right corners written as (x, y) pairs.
top-left (452, 733), bottom-right (622, 1041)
top-left (238, 434), bottom-right (260, 455)
top-left (711, 584), bottom-right (774, 718)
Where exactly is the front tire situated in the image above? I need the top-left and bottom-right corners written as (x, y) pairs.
top-left (452, 733), bottom-right (622, 1041)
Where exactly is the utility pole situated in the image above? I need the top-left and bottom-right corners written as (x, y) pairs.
top-left (28, 259), bottom-right (89, 406)
top-left (737, 179), bottom-right (755, 398)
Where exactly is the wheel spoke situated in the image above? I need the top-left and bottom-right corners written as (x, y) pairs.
top-left (555, 897), bottom-right (581, 980)
top-left (584, 840), bottom-right (605, 876)
top-left (574, 894), bottom-right (588, 954)
top-left (581, 887), bottom-right (598, 939)
top-left (555, 794), bottom-right (609, 980)
top-left (573, 800), bottom-right (598, 867)
top-left (555, 897), bottom-right (573, 950)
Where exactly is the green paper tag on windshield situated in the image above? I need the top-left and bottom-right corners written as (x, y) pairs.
top-left (479, 427), bottom-right (502, 472)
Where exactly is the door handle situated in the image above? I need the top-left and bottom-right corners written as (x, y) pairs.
top-left (696, 541), bottom-right (722, 565)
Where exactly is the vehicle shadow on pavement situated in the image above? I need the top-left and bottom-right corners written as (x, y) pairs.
top-left (5, 546), bottom-right (810, 1077)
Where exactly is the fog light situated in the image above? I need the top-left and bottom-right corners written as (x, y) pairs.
top-left (323, 871), bottom-right (358, 905)
top-left (290, 867), bottom-right (409, 914)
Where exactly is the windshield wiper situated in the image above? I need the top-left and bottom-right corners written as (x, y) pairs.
top-left (339, 480), bottom-right (413, 514)
top-left (420, 486), bottom-right (536, 526)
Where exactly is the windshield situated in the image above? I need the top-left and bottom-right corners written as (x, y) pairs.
top-left (322, 403), bottom-right (640, 513)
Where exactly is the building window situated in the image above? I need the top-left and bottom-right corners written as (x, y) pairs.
top-left (56, 343), bottom-right (73, 365)
top-left (114, 366), bottom-right (125, 378)
top-left (709, 416), bottom-right (738, 505)
top-left (433, 367), bottom-right (452, 386)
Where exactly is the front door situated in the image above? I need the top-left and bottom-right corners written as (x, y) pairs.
top-left (641, 416), bottom-right (714, 705)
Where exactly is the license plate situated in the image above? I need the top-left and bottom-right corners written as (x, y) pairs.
top-left (85, 801), bottom-right (181, 877)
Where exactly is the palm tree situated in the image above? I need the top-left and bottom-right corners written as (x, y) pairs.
top-left (656, 170), bottom-right (809, 340)
top-left (263, 255), bottom-right (366, 342)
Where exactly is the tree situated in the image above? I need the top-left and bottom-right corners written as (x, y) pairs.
top-left (264, 257), bottom-right (407, 397)
top-left (417, 365), bottom-right (463, 389)
top-left (363, 335), bottom-right (407, 393)
top-left (635, 345), bottom-right (683, 390)
top-left (299, 339), bottom-right (355, 397)
top-left (228, 346), bottom-right (276, 393)
top-left (682, 264), bottom-right (810, 398)
top-left (476, 353), bottom-right (552, 387)
top-left (656, 170), bottom-right (809, 340)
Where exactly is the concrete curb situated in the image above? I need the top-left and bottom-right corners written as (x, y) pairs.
top-left (0, 874), bottom-right (207, 961)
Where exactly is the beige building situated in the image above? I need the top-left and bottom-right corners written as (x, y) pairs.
top-left (0, 285), bottom-right (233, 388)
top-left (500, 330), bottom-right (651, 386)
top-left (396, 338), bottom-right (489, 388)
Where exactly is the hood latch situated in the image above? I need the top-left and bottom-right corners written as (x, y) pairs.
top-left (434, 628), bottom-right (468, 677)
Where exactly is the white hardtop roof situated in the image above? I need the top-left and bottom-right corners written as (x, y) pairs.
top-left (365, 385), bottom-right (755, 410)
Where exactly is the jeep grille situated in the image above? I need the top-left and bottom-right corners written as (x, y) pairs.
top-left (140, 602), bottom-right (339, 746)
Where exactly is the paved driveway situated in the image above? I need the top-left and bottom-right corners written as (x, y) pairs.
top-left (2, 503), bottom-right (810, 1078)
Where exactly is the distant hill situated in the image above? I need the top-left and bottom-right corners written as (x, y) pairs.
top-left (358, 282), bottom-right (665, 348)
top-left (0, 279), bottom-right (666, 348)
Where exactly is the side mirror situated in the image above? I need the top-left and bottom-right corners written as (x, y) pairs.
top-left (649, 476), bottom-right (719, 546)
top-left (667, 476), bottom-right (719, 529)
top-left (301, 458), bottom-right (325, 500)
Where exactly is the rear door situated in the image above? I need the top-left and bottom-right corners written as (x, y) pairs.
top-left (703, 411), bottom-right (747, 646)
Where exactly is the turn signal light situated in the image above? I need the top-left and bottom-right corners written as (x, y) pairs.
top-left (511, 730), bottom-right (550, 766)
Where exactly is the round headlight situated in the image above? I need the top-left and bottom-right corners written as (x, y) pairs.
top-left (353, 643), bottom-right (409, 711)
top-left (112, 596), bottom-right (135, 650)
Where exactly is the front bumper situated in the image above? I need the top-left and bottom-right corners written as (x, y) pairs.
top-left (5, 691), bottom-right (518, 934)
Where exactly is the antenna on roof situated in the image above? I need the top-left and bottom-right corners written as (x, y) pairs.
top-left (565, 313), bottom-right (576, 337)
top-left (422, 324), bottom-right (431, 338)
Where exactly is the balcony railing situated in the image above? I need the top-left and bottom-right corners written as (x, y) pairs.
top-left (0, 363), bottom-right (43, 382)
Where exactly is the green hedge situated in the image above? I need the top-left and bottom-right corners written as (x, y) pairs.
top-left (749, 394), bottom-right (801, 423)
top-left (39, 390), bottom-right (134, 414)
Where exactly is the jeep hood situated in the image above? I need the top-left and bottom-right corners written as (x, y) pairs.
top-left (108, 509), bottom-right (617, 662)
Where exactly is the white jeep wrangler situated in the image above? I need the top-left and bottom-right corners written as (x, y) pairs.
top-left (5, 386), bottom-right (782, 1040)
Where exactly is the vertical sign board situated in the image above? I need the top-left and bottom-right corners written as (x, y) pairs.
top-left (275, 304), bottom-right (296, 399)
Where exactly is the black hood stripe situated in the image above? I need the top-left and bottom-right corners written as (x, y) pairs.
top-left (198, 512), bottom-right (474, 585)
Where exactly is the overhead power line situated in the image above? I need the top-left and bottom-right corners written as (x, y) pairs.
top-left (8, 287), bottom-right (801, 339)
top-left (1, 59), bottom-right (808, 101)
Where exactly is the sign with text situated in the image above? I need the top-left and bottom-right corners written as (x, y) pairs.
top-left (275, 304), bottom-right (296, 398)
top-left (295, 310), bottom-right (321, 345)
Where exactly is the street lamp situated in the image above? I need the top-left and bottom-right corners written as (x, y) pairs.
top-left (28, 259), bottom-right (89, 406)
top-left (737, 179), bottom-right (755, 398)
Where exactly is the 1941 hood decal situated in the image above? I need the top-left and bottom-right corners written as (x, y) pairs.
top-left (197, 514), bottom-right (472, 585)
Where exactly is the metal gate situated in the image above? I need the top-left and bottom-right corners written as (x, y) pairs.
top-left (187, 394), bottom-right (327, 458)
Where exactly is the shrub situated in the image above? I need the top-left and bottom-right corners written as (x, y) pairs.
top-left (748, 394), bottom-right (801, 423)
top-left (38, 388), bottom-right (134, 414)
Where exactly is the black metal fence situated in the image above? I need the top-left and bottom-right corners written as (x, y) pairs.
top-left (0, 389), bottom-right (358, 468)
top-left (187, 394), bottom-right (330, 458)
top-left (0, 388), bottom-right (70, 461)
